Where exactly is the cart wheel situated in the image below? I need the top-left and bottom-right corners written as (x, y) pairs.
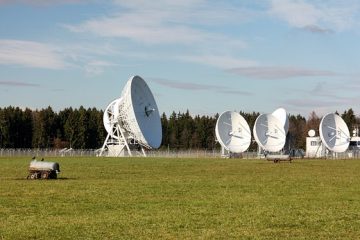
top-left (30, 173), bottom-right (37, 179)
top-left (41, 172), bottom-right (49, 179)
top-left (51, 172), bottom-right (57, 179)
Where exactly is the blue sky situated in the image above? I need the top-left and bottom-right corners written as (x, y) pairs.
top-left (1, 0), bottom-right (360, 118)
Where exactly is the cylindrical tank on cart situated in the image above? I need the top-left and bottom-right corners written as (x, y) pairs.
top-left (29, 160), bottom-right (60, 172)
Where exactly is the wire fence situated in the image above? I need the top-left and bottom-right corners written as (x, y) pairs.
top-left (0, 148), bottom-right (98, 157)
top-left (1, 148), bottom-right (360, 159)
top-left (0, 148), bottom-right (259, 158)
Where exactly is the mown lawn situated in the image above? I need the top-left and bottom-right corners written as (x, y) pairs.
top-left (1, 157), bottom-right (360, 239)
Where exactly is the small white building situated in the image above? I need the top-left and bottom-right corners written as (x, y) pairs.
top-left (305, 130), bottom-right (326, 158)
top-left (349, 128), bottom-right (360, 150)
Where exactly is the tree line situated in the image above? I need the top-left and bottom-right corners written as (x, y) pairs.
top-left (0, 106), bottom-right (358, 150)
top-left (0, 106), bottom-right (105, 149)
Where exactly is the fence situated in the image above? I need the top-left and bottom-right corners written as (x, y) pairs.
top-left (0, 148), bottom-right (258, 158)
top-left (0, 148), bottom-right (360, 159)
top-left (0, 148), bottom-right (97, 157)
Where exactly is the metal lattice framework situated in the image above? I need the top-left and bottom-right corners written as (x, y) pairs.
top-left (103, 98), bottom-right (121, 140)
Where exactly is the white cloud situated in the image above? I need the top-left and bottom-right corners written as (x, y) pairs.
top-left (112, 0), bottom-right (254, 26)
top-left (282, 78), bottom-right (360, 116)
top-left (177, 55), bottom-right (257, 69)
top-left (284, 97), bottom-right (343, 116)
top-left (283, 94), bottom-right (360, 117)
top-left (0, 0), bottom-right (85, 5)
top-left (60, 1), bottom-right (260, 72)
top-left (112, 0), bottom-right (205, 10)
top-left (270, 0), bottom-right (321, 28)
top-left (228, 66), bottom-right (338, 79)
top-left (84, 60), bottom-right (118, 76)
top-left (301, 25), bottom-right (333, 34)
top-left (0, 40), bottom-right (66, 69)
top-left (0, 80), bottom-right (40, 87)
top-left (269, 0), bottom-right (359, 32)
top-left (150, 77), bottom-right (223, 90)
top-left (149, 77), bottom-right (253, 96)
top-left (64, 1), bottom-right (248, 48)
top-left (66, 15), bottom-right (211, 45)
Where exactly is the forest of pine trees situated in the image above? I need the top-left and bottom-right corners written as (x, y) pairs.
top-left (0, 106), bottom-right (358, 151)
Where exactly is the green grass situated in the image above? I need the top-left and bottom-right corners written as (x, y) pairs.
top-left (1, 157), bottom-right (360, 239)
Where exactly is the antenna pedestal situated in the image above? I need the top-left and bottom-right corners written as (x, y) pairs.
top-left (99, 124), bottom-right (147, 157)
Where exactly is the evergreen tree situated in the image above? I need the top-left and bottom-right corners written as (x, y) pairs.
top-left (191, 115), bottom-right (202, 149)
top-left (31, 107), bottom-right (57, 148)
top-left (342, 108), bottom-right (356, 132)
top-left (0, 107), bottom-right (12, 147)
top-left (168, 111), bottom-right (178, 148)
top-left (288, 114), bottom-right (306, 149)
top-left (86, 108), bottom-right (101, 149)
top-left (76, 106), bottom-right (87, 149)
top-left (160, 112), bottom-right (168, 148)
top-left (22, 108), bottom-right (33, 148)
top-left (64, 108), bottom-right (79, 148)
top-left (97, 109), bottom-right (106, 148)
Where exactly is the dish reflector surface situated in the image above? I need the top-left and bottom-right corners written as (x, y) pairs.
top-left (253, 114), bottom-right (286, 152)
top-left (118, 76), bottom-right (162, 149)
top-left (215, 111), bottom-right (251, 153)
top-left (319, 113), bottom-right (350, 153)
top-left (272, 108), bottom-right (289, 134)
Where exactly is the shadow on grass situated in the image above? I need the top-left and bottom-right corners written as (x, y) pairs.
top-left (13, 177), bottom-right (79, 181)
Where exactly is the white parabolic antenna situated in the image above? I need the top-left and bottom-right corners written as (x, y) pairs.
top-left (272, 107), bottom-right (289, 134)
top-left (215, 111), bottom-right (251, 153)
top-left (319, 113), bottom-right (350, 153)
top-left (100, 75), bottom-right (162, 157)
top-left (118, 75), bottom-right (162, 149)
top-left (253, 114), bottom-right (286, 152)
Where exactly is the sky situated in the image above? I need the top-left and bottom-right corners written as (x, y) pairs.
top-left (1, 0), bottom-right (360, 118)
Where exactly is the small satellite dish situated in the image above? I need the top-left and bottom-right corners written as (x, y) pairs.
top-left (253, 114), bottom-right (286, 152)
top-left (319, 113), bottom-right (350, 153)
top-left (215, 111), bottom-right (251, 153)
top-left (100, 75), bottom-right (162, 157)
top-left (272, 107), bottom-right (289, 134)
top-left (308, 129), bottom-right (316, 137)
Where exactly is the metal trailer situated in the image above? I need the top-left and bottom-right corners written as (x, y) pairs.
top-left (266, 154), bottom-right (292, 163)
top-left (27, 159), bottom-right (60, 179)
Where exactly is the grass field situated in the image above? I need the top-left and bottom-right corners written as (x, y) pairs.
top-left (1, 157), bottom-right (360, 239)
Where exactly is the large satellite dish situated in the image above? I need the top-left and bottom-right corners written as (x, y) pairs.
top-left (118, 75), bottom-right (162, 149)
top-left (253, 114), bottom-right (286, 152)
top-left (99, 75), bottom-right (162, 157)
top-left (215, 111), bottom-right (251, 153)
top-left (319, 113), bottom-right (350, 153)
top-left (272, 108), bottom-right (289, 134)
